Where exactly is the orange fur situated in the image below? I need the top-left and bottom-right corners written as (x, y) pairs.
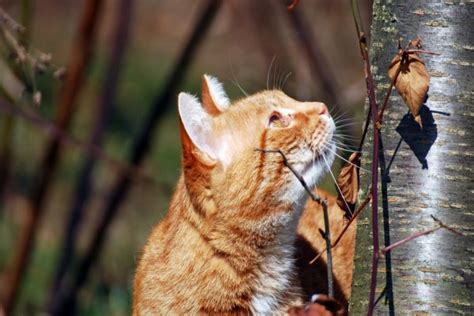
top-left (133, 75), bottom-right (355, 315)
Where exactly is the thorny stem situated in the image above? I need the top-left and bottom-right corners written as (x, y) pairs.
top-left (381, 215), bottom-right (463, 255)
top-left (309, 192), bottom-right (372, 264)
top-left (255, 148), bottom-right (334, 298)
top-left (351, 1), bottom-right (380, 315)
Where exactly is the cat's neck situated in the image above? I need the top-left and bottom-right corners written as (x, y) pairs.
top-left (168, 174), bottom-right (304, 312)
top-left (174, 173), bottom-right (303, 254)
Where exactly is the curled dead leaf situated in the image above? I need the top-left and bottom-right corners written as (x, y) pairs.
top-left (388, 38), bottom-right (430, 127)
top-left (336, 152), bottom-right (361, 216)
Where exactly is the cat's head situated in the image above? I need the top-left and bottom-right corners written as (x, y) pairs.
top-left (178, 75), bottom-right (335, 217)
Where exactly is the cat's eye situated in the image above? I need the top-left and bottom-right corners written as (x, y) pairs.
top-left (268, 111), bottom-right (290, 128)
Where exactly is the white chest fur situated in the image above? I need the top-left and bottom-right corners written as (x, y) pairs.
top-left (250, 213), bottom-right (300, 315)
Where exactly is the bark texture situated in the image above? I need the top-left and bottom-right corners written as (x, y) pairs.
top-left (351, 1), bottom-right (473, 314)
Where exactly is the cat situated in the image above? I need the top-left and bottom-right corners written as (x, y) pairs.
top-left (133, 75), bottom-right (353, 315)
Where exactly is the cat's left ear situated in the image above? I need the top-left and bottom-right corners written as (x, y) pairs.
top-left (178, 92), bottom-right (220, 167)
top-left (201, 74), bottom-right (230, 115)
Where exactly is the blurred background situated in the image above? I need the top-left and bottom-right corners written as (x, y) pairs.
top-left (0, 0), bottom-right (371, 314)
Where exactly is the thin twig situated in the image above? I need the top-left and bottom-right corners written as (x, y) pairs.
top-left (255, 148), bottom-right (334, 297)
top-left (381, 215), bottom-right (463, 255)
top-left (406, 49), bottom-right (441, 55)
top-left (309, 192), bottom-right (371, 264)
top-left (430, 215), bottom-right (464, 236)
top-left (377, 62), bottom-right (402, 125)
top-left (381, 227), bottom-right (441, 255)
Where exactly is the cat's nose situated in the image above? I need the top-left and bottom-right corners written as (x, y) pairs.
top-left (311, 102), bottom-right (328, 116)
top-left (318, 104), bottom-right (329, 116)
top-left (303, 101), bottom-right (329, 116)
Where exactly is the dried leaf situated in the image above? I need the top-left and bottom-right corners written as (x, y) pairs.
top-left (336, 152), bottom-right (361, 214)
top-left (388, 39), bottom-right (430, 127)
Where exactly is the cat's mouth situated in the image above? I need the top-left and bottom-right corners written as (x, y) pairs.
top-left (301, 118), bottom-right (336, 188)
top-left (297, 141), bottom-right (335, 191)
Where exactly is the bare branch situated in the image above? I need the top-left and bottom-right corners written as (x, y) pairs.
top-left (381, 215), bottom-right (464, 255)
top-left (310, 192), bottom-right (371, 264)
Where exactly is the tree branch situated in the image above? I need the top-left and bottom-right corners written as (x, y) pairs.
top-left (310, 192), bottom-right (371, 264)
top-left (381, 215), bottom-right (464, 255)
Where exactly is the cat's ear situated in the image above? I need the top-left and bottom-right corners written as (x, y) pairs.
top-left (178, 92), bottom-right (219, 166)
top-left (202, 74), bottom-right (230, 115)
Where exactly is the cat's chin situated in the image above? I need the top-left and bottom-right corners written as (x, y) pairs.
top-left (301, 142), bottom-right (336, 189)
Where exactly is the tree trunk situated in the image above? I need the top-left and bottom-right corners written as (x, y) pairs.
top-left (351, 1), bottom-right (473, 314)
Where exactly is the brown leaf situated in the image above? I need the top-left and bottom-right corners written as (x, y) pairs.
top-left (388, 40), bottom-right (430, 127)
top-left (336, 152), bottom-right (361, 215)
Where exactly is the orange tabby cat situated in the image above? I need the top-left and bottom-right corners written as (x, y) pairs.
top-left (133, 75), bottom-right (354, 315)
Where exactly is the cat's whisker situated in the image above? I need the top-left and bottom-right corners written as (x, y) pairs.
top-left (272, 60), bottom-right (280, 90)
top-left (333, 133), bottom-right (360, 140)
top-left (267, 56), bottom-right (276, 90)
top-left (333, 138), bottom-right (358, 146)
top-left (333, 116), bottom-right (361, 124)
top-left (333, 140), bottom-right (359, 151)
top-left (277, 68), bottom-right (285, 90)
top-left (331, 109), bottom-right (352, 122)
top-left (322, 144), bottom-right (368, 172)
top-left (328, 103), bottom-right (346, 118)
top-left (229, 63), bottom-right (249, 97)
top-left (281, 71), bottom-right (292, 91)
top-left (231, 78), bottom-right (249, 97)
top-left (335, 122), bottom-right (363, 129)
top-left (322, 153), bottom-right (353, 217)
top-left (333, 135), bottom-right (360, 143)
top-left (332, 143), bottom-right (360, 154)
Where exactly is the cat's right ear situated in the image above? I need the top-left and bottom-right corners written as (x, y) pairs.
top-left (201, 74), bottom-right (230, 115)
top-left (178, 92), bottom-right (218, 166)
